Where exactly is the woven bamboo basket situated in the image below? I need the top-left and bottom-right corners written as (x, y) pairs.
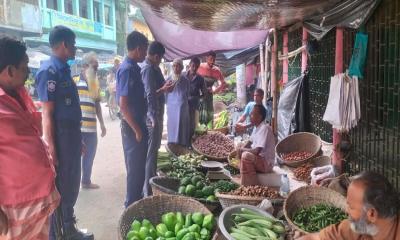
top-left (165, 143), bottom-right (192, 157)
top-left (118, 195), bottom-right (215, 240)
top-left (283, 186), bottom-right (347, 234)
top-left (192, 144), bottom-right (228, 162)
top-left (192, 133), bottom-right (233, 161)
top-left (215, 192), bottom-right (284, 209)
top-left (311, 155), bottom-right (331, 167)
top-left (149, 176), bottom-right (221, 212)
top-left (276, 132), bottom-right (322, 167)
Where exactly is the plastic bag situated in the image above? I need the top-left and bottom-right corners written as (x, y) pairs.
top-left (311, 165), bottom-right (336, 185)
top-left (349, 32), bottom-right (368, 79)
top-left (257, 199), bottom-right (274, 215)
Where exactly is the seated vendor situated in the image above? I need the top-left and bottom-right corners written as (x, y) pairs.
top-left (235, 88), bottom-right (266, 134)
top-left (298, 171), bottom-right (400, 240)
top-left (237, 104), bottom-right (275, 186)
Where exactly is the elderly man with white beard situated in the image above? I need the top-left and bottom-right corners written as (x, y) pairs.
top-left (298, 171), bottom-right (400, 240)
top-left (74, 52), bottom-right (106, 189)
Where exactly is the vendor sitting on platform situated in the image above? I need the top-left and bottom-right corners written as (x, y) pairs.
top-left (298, 171), bottom-right (400, 240)
top-left (237, 104), bottom-right (275, 186)
top-left (235, 88), bottom-right (266, 134)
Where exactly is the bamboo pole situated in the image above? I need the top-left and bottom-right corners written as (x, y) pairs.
top-left (333, 27), bottom-right (344, 173)
top-left (271, 29), bottom-right (278, 134)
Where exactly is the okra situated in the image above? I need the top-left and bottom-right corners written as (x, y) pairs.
top-left (237, 219), bottom-right (273, 229)
top-left (230, 232), bottom-right (253, 240)
top-left (238, 226), bottom-right (264, 237)
top-left (272, 223), bottom-right (285, 234)
top-left (232, 213), bottom-right (269, 221)
top-left (263, 228), bottom-right (278, 240)
top-left (230, 228), bottom-right (256, 239)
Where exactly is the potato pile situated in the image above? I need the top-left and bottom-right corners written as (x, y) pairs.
top-left (193, 132), bottom-right (234, 158)
top-left (282, 151), bottom-right (312, 162)
top-left (227, 186), bottom-right (280, 199)
top-left (293, 163), bottom-right (314, 183)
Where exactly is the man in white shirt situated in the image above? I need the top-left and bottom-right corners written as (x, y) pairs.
top-left (237, 104), bottom-right (275, 186)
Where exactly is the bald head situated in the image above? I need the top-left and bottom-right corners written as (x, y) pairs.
top-left (352, 171), bottom-right (399, 218)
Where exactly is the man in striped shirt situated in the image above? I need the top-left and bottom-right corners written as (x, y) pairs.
top-left (74, 52), bottom-right (106, 189)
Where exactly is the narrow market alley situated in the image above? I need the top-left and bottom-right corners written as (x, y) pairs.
top-left (74, 104), bottom-right (128, 240)
top-left (74, 104), bottom-right (169, 239)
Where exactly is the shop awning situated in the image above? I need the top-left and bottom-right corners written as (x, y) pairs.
top-left (27, 49), bottom-right (50, 69)
top-left (139, 8), bottom-right (268, 61)
top-left (131, 0), bottom-right (380, 60)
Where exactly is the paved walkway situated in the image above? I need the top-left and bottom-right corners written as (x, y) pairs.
top-left (74, 104), bottom-right (169, 239)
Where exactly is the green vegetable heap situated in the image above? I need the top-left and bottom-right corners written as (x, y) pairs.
top-left (178, 176), bottom-right (216, 202)
top-left (293, 204), bottom-right (347, 233)
top-left (164, 155), bottom-right (205, 179)
top-left (126, 212), bottom-right (215, 240)
top-left (210, 180), bottom-right (238, 193)
top-left (214, 110), bottom-right (230, 129)
top-left (229, 208), bottom-right (285, 240)
top-left (224, 165), bottom-right (240, 175)
top-left (213, 92), bottom-right (236, 105)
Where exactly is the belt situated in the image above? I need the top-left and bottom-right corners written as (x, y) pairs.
top-left (55, 120), bottom-right (81, 128)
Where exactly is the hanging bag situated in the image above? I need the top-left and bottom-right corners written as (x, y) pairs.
top-left (348, 32), bottom-right (368, 79)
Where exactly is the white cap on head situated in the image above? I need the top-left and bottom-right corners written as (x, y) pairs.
top-left (82, 51), bottom-right (97, 66)
top-left (172, 58), bottom-right (183, 67)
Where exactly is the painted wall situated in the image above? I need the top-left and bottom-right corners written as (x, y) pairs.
top-left (38, 0), bottom-right (117, 52)
top-left (0, 0), bottom-right (41, 34)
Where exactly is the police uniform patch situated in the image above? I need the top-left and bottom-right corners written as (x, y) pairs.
top-left (65, 97), bottom-right (72, 105)
top-left (48, 80), bottom-right (56, 92)
top-left (48, 67), bottom-right (56, 74)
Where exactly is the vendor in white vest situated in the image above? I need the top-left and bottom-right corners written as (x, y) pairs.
top-left (236, 104), bottom-right (275, 186)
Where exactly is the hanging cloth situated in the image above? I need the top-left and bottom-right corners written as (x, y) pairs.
top-left (348, 32), bottom-right (368, 79)
top-left (323, 73), bottom-right (361, 132)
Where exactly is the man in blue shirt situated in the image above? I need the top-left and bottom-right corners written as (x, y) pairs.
top-left (116, 31), bottom-right (149, 207)
top-left (141, 41), bottom-right (173, 197)
top-left (236, 88), bottom-right (265, 129)
top-left (35, 26), bottom-right (94, 240)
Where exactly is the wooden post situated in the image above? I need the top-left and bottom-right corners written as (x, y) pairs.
top-left (271, 30), bottom-right (278, 134)
top-left (283, 31), bottom-right (289, 84)
top-left (236, 64), bottom-right (247, 107)
top-left (265, 37), bottom-right (270, 100)
top-left (260, 43), bottom-right (265, 104)
top-left (301, 28), bottom-right (308, 72)
top-left (333, 27), bottom-right (344, 173)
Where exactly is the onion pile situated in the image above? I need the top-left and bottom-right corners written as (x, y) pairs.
top-left (193, 132), bottom-right (234, 158)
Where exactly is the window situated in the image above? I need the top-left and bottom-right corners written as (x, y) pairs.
top-left (46, 0), bottom-right (58, 10)
top-left (93, 1), bottom-right (101, 22)
top-left (79, 0), bottom-right (88, 18)
top-left (64, 0), bottom-right (74, 15)
top-left (104, 5), bottom-right (112, 26)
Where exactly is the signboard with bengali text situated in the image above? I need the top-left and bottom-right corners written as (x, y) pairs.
top-left (51, 11), bottom-right (103, 35)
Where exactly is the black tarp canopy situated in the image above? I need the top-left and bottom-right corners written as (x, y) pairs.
top-left (131, 0), bottom-right (380, 63)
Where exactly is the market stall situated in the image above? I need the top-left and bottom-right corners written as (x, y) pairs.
top-left (118, 0), bottom-right (385, 239)
top-left (119, 130), bottom-right (348, 240)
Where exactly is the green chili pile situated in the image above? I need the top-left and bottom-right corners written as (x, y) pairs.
top-left (293, 204), bottom-right (347, 232)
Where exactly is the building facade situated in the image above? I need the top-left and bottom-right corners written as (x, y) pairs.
top-left (128, 6), bottom-right (153, 42)
top-left (25, 0), bottom-right (117, 53)
top-left (0, 0), bottom-right (42, 39)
